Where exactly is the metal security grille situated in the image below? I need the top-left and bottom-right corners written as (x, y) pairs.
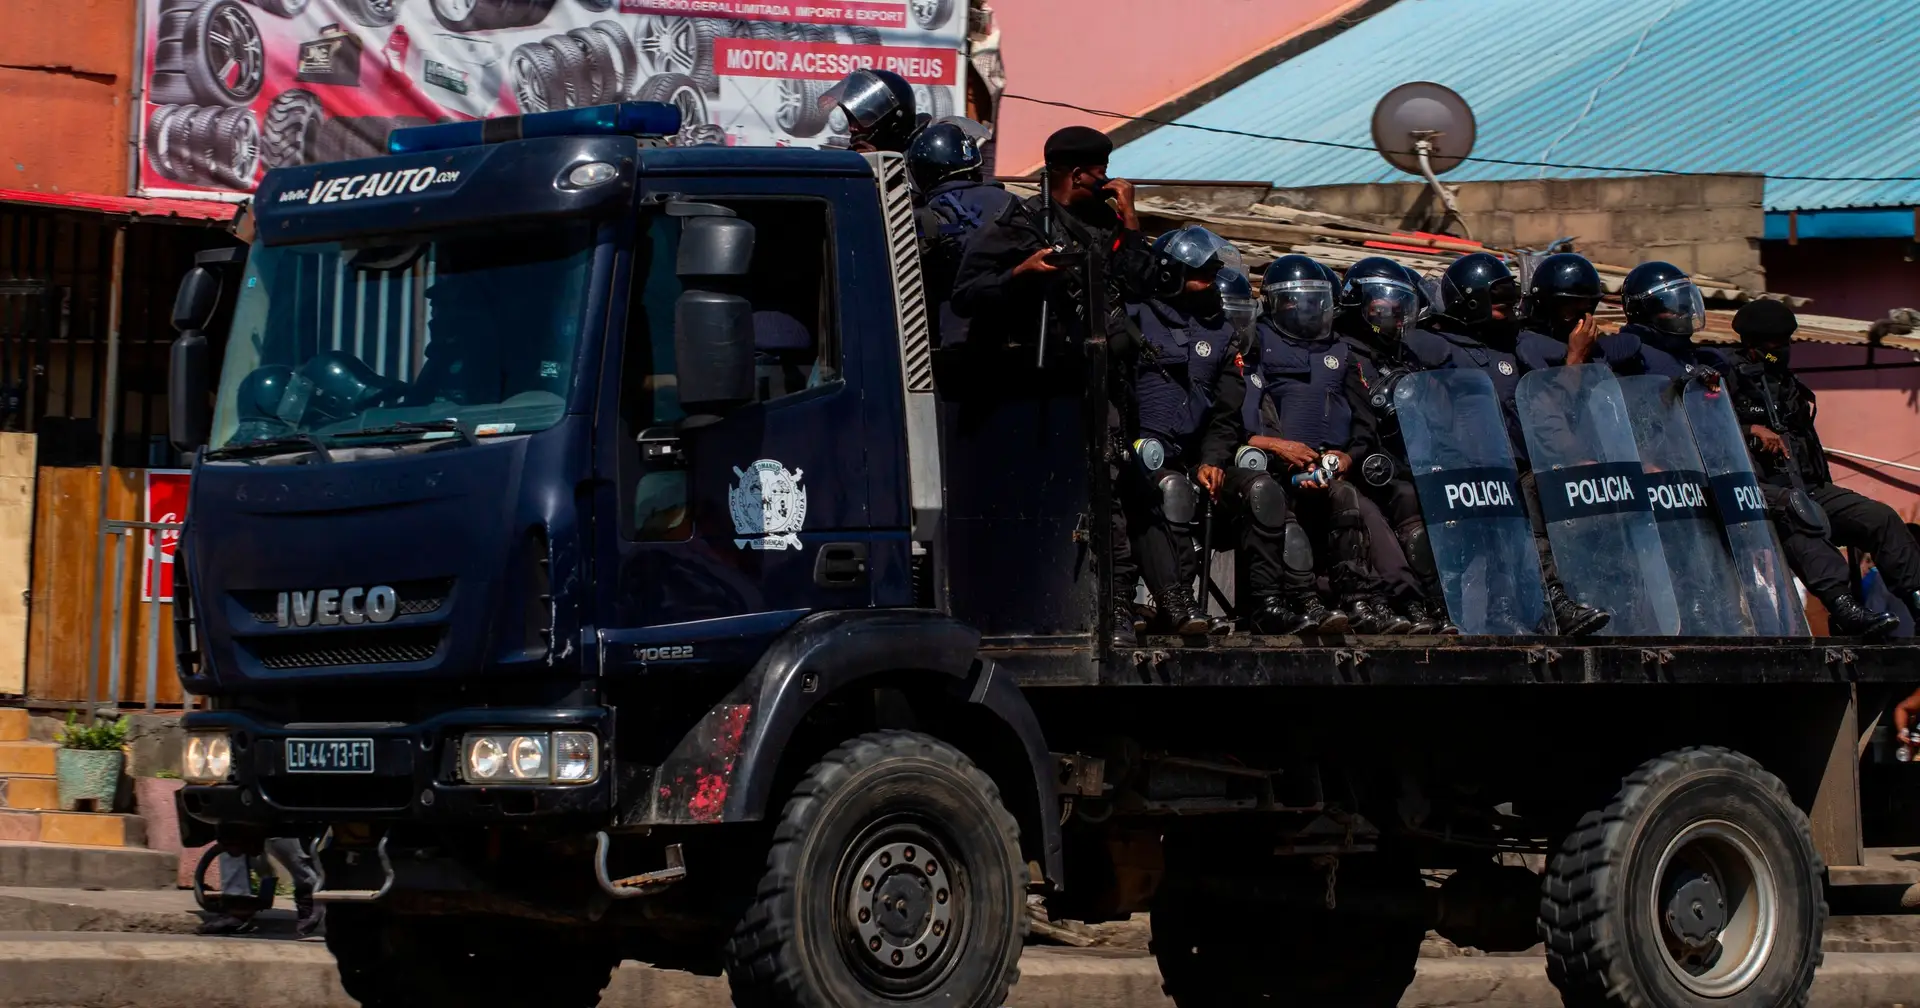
top-left (244, 626), bottom-right (445, 669)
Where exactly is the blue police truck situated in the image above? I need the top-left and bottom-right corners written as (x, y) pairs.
top-left (165, 103), bottom-right (1915, 1008)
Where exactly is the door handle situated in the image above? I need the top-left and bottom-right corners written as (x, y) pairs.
top-left (814, 543), bottom-right (868, 588)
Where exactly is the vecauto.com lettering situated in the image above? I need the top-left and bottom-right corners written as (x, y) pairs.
top-left (716, 40), bottom-right (954, 83)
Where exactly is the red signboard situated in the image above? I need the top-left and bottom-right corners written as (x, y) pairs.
top-left (714, 40), bottom-right (957, 82)
top-left (144, 470), bottom-right (191, 603)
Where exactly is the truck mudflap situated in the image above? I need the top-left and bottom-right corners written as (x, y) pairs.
top-left (639, 609), bottom-right (1063, 885)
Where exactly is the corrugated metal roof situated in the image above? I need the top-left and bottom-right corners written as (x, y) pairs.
top-left (1109, 0), bottom-right (1920, 211)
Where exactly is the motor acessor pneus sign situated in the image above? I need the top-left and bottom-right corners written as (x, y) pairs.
top-left (134, 0), bottom-right (967, 199)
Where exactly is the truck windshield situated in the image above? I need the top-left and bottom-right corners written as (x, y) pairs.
top-left (209, 221), bottom-right (595, 453)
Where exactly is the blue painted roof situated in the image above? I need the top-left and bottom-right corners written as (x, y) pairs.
top-left (1109, 0), bottom-right (1920, 212)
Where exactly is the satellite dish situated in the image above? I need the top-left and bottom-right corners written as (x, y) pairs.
top-left (1371, 81), bottom-right (1476, 176)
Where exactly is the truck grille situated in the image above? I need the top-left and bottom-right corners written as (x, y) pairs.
top-left (244, 626), bottom-right (445, 669)
top-left (236, 578), bottom-right (454, 623)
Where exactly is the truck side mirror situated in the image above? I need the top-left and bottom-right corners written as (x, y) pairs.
top-left (677, 216), bottom-right (755, 277)
top-left (172, 266), bottom-right (222, 332)
top-left (673, 291), bottom-right (755, 411)
top-left (169, 330), bottom-right (210, 453)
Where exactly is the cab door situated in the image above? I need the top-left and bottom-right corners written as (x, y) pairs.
top-left (591, 175), bottom-right (912, 664)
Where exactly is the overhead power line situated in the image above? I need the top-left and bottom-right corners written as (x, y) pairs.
top-left (1001, 94), bottom-right (1920, 184)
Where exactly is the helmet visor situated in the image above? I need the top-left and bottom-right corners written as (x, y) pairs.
top-left (1641, 277), bottom-right (1706, 334)
top-left (1356, 277), bottom-right (1419, 341)
top-left (820, 72), bottom-right (900, 130)
top-left (1263, 279), bottom-right (1334, 340)
top-left (1160, 227), bottom-right (1223, 270)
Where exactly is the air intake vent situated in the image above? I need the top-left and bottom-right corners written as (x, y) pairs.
top-left (244, 627), bottom-right (445, 669)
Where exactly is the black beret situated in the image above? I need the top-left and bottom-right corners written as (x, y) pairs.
top-left (1043, 126), bottom-right (1112, 170)
top-left (1732, 298), bottom-right (1797, 342)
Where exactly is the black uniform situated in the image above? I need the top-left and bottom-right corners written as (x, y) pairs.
top-left (1341, 327), bottom-right (1440, 610)
top-left (1726, 350), bottom-right (1920, 615)
top-left (951, 191), bottom-right (1153, 634)
top-left (1244, 318), bottom-right (1389, 608)
top-left (915, 179), bottom-right (1018, 348)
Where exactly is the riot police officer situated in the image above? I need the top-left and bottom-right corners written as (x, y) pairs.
top-left (951, 125), bottom-right (1152, 645)
top-left (1728, 299), bottom-right (1915, 636)
top-left (1333, 257), bottom-right (1456, 634)
top-left (1410, 252), bottom-right (1611, 635)
top-left (1119, 226), bottom-right (1267, 634)
top-left (1242, 254), bottom-right (1409, 634)
top-left (1516, 252), bottom-right (1642, 372)
top-left (1616, 261), bottom-right (1726, 379)
top-left (909, 120), bottom-right (1015, 348)
top-left (823, 69), bottom-right (920, 153)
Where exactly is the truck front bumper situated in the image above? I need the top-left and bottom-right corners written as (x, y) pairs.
top-left (177, 706), bottom-right (614, 829)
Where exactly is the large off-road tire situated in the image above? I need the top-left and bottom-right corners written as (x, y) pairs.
top-left (262, 88), bottom-right (324, 168)
top-left (337, 0), bottom-right (402, 27)
top-left (326, 905), bottom-right (618, 1008)
top-left (148, 0), bottom-right (264, 107)
top-left (1541, 747), bottom-right (1825, 1008)
top-left (1150, 855), bottom-right (1426, 1007)
top-left (634, 73), bottom-right (708, 146)
top-left (431, 0), bottom-right (555, 33)
top-left (723, 731), bottom-right (1024, 1008)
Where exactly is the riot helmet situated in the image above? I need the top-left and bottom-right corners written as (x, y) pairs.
top-left (1438, 252), bottom-right (1520, 328)
top-left (1526, 252), bottom-right (1603, 334)
top-left (228, 364), bottom-right (300, 443)
top-left (1149, 225), bottom-right (1228, 299)
top-left (299, 351), bottom-right (401, 426)
top-left (1339, 256), bottom-right (1421, 346)
top-left (1623, 261), bottom-right (1706, 336)
top-left (1215, 267), bottom-right (1257, 333)
top-left (907, 119), bottom-right (986, 191)
top-left (822, 69), bottom-right (917, 151)
top-left (1260, 254), bottom-right (1334, 341)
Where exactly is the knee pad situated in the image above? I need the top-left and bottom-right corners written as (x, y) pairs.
top-left (1327, 481), bottom-right (1366, 529)
top-left (1399, 522), bottom-right (1436, 580)
top-left (1244, 473), bottom-right (1289, 532)
top-left (1156, 471), bottom-right (1199, 527)
top-left (1282, 520), bottom-right (1315, 575)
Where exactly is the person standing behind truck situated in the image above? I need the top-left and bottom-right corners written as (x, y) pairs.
top-left (1727, 298), bottom-right (1913, 637)
top-left (951, 125), bottom-right (1154, 645)
top-left (1409, 252), bottom-right (1611, 636)
top-left (908, 119), bottom-right (1015, 349)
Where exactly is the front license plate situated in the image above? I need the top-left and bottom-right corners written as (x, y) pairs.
top-left (285, 738), bottom-right (376, 774)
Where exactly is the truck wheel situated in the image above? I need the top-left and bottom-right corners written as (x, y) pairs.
top-left (1151, 856), bottom-right (1425, 1007)
top-left (263, 89), bottom-right (324, 168)
top-left (724, 731), bottom-right (1024, 1008)
top-left (1541, 747), bottom-right (1824, 1008)
top-left (338, 0), bottom-right (401, 28)
top-left (327, 905), bottom-right (618, 1008)
top-left (149, 0), bottom-right (265, 107)
top-left (634, 73), bottom-right (707, 146)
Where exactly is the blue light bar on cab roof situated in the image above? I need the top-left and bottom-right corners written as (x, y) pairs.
top-left (387, 102), bottom-right (682, 155)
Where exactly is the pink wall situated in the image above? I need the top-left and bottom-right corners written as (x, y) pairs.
top-left (988, 0), bottom-right (1363, 175)
top-left (1794, 344), bottom-right (1920, 520)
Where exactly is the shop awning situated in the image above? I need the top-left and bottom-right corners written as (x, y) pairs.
top-left (0, 187), bottom-right (237, 224)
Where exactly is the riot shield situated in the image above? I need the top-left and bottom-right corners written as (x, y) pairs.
top-left (1395, 369), bottom-right (1548, 634)
top-left (1617, 375), bottom-right (1755, 635)
top-left (1682, 384), bottom-right (1811, 636)
top-left (1516, 364), bottom-right (1681, 635)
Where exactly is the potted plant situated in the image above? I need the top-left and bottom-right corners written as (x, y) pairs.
top-left (55, 714), bottom-right (130, 812)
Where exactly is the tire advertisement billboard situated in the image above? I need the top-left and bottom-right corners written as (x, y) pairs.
top-left (135, 0), bottom-right (967, 198)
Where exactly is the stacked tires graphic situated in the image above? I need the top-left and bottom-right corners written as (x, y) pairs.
top-left (147, 0), bottom-right (264, 187)
top-left (146, 104), bottom-right (260, 188)
top-left (509, 18), bottom-right (716, 145)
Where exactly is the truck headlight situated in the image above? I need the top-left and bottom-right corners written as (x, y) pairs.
top-left (461, 731), bottom-right (597, 784)
top-left (182, 732), bottom-right (232, 783)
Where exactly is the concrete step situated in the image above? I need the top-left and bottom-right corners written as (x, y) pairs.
top-left (0, 888), bottom-right (294, 936)
top-left (0, 842), bottom-right (175, 890)
top-left (0, 811), bottom-right (145, 848)
top-left (0, 710), bottom-right (26, 743)
top-left (0, 777), bottom-right (56, 811)
top-left (0, 743), bottom-right (54, 777)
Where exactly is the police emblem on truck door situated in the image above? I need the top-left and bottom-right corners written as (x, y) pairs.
top-left (730, 459), bottom-right (808, 551)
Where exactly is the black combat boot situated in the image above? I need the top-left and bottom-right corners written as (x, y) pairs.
top-left (1291, 593), bottom-right (1352, 634)
top-left (1348, 597), bottom-right (1412, 634)
top-left (1250, 594), bottom-right (1313, 635)
top-left (1153, 584), bottom-right (1210, 636)
top-left (1399, 599), bottom-right (1437, 634)
top-left (1109, 603), bottom-right (1138, 647)
top-left (1828, 595), bottom-right (1900, 639)
top-left (1547, 584), bottom-right (1610, 636)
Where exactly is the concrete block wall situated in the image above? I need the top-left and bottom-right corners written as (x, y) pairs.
top-left (1265, 173), bottom-right (1767, 291)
